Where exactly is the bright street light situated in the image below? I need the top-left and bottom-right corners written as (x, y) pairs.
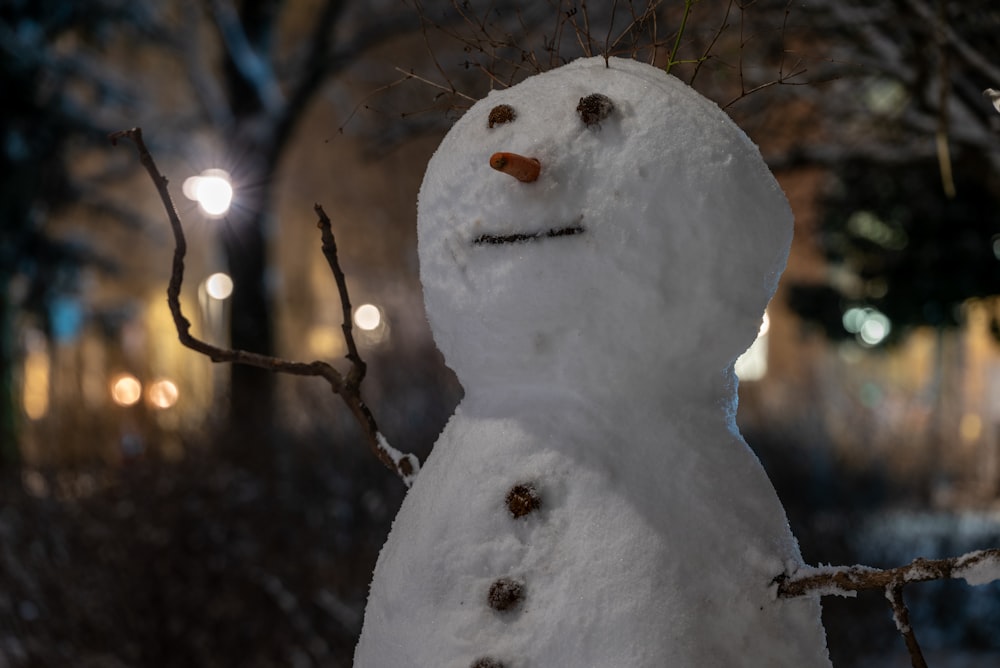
top-left (354, 303), bottom-right (382, 331)
top-left (182, 168), bottom-right (233, 216)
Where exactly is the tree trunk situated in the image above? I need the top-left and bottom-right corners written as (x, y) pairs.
top-left (0, 284), bottom-right (21, 469)
top-left (219, 202), bottom-right (277, 469)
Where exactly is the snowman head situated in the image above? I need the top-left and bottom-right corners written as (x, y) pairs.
top-left (417, 57), bottom-right (792, 402)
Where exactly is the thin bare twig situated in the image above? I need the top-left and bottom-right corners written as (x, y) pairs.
top-left (603, 0), bottom-right (619, 60)
top-left (722, 67), bottom-right (808, 108)
top-left (885, 582), bottom-right (928, 668)
top-left (573, 1), bottom-right (594, 57)
top-left (604, 0), bottom-right (665, 62)
top-left (934, 0), bottom-right (956, 198)
top-left (666, 0), bottom-right (699, 74)
top-left (392, 67), bottom-right (477, 102)
top-left (778, 548), bottom-right (1000, 668)
top-left (333, 67), bottom-right (474, 135)
top-left (776, 547), bottom-right (1000, 597)
top-left (314, 204), bottom-right (366, 390)
top-left (689, 0), bottom-right (733, 85)
top-left (108, 127), bottom-right (419, 485)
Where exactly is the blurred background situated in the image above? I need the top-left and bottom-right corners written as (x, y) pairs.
top-left (1, 1), bottom-right (999, 666)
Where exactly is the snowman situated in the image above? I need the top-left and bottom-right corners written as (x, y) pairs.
top-left (355, 57), bottom-right (831, 667)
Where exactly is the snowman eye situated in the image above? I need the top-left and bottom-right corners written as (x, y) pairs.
top-left (488, 104), bottom-right (516, 128)
top-left (577, 93), bottom-right (614, 127)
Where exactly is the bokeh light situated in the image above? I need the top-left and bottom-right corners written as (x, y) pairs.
top-left (842, 306), bottom-right (891, 347)
top-left (147, 378), bottom-right (179, 409)
top-left (205, 272), bottom-right (234, 300)
top-left (22, 336), bottom-right (50, 420)
top-left (307, 325), bottom-right (346, 359)
top-left (960, 413), bottom-right (983, 443)
top-left (735, 312), bottom-right (771, 381)
top-left (110, 374), bottom-right (142, 407)
top-left (354, 303), bottom-right (382, 331)
top-left (859, 314), bottom-right (890, 346)
top-left (757, 311), bottom-right (771, 337)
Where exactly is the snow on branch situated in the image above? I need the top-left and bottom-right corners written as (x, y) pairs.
top-left (778, 548), bottom-right (1000, 668)
top-left (777, 548), bottom-right (1000, 597)
top-left (108, 127), bottom-right (420, 487)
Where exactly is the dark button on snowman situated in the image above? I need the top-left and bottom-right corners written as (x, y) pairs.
top-left (354, 57), bottom-right (832, 667)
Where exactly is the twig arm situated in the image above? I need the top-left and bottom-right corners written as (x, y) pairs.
top-left (777, 548), bottom-right (1000, 668)
top-left (314, 204), bottom-right (365, 388)
top-left (776, 547), bottom-right (1000, 598)
top-left (313, 203), bottom-right (419, 483)
top-left (109, 127), bottom-right (419, 485)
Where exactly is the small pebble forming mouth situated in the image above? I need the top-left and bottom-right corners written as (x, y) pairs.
top-left (471, 224), bottom-right (585, 246)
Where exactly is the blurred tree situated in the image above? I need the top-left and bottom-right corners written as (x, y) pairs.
top-left (742, 0), bottom-right (1000, 342)
top-left (765, 0), bottom-right (1000, 172)
top-left (157, 0), bottom-right (419, 465)
top-left (0, 0), bottom-right (153, 469)
top-left (0, 0), bottom-right (421, 469)
top-left (787, 153), bottom-right (1000, 344)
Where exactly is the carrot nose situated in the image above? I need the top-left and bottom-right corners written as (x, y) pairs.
top-left (489, 152), bottom-right (541, 183)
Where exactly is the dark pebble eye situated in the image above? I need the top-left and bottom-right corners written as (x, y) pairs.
top-left (577, 93), bottom-right (614, 126)
top-left (488, 104), bottom-right (516, 128)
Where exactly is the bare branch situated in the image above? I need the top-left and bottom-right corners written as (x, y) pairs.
top-left (723, 66), bottom-right (809, 109)
top-left (776, 547), bottom-right (1000, 598)
top-left (885, 583), bottom-right (928, 668)
top-left (392, 67), bottom-right (478, 102)
top-left (903, 0), bottom-right (1000, 85)
top-left (665, 0), bottom-right (698, 74)
top-left (313, 204), bottom-right (365, 388)
top-left (108, 127), bottom-right (419, 486)
top-left (778, 548), bottom-right (999, 668)
top-left (689, 0), bottom-right (734, 84)
top-left (176, 0), bottom-right (233, 129)
top-left (569, 1), bottom-right (594, 57)
top-left (208, 0), bottom-right (286, 115)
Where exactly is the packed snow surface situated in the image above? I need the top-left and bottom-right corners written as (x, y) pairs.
top-left (354, 56), bottom-right (831, 667)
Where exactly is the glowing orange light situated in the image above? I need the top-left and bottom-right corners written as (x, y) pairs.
top-left (147, 379), bottom-right (179, 409)
top-left (110, 374), bottom-right (142, 407)
top-left (23, 346), bottom-right (50, 420)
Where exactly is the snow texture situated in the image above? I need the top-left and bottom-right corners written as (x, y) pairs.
top-left (377, 432), bottom-right (420, 487)
top-left (957, 550), bottom-right (1000, 586)
top-left (354, 56), bottom-right (831, 667)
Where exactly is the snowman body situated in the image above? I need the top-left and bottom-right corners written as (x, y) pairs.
top-left (355, 57), bottom-right (831, 667)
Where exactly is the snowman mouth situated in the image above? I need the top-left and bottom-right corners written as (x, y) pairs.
top-left (471, 224), bottom-right (585, 246)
